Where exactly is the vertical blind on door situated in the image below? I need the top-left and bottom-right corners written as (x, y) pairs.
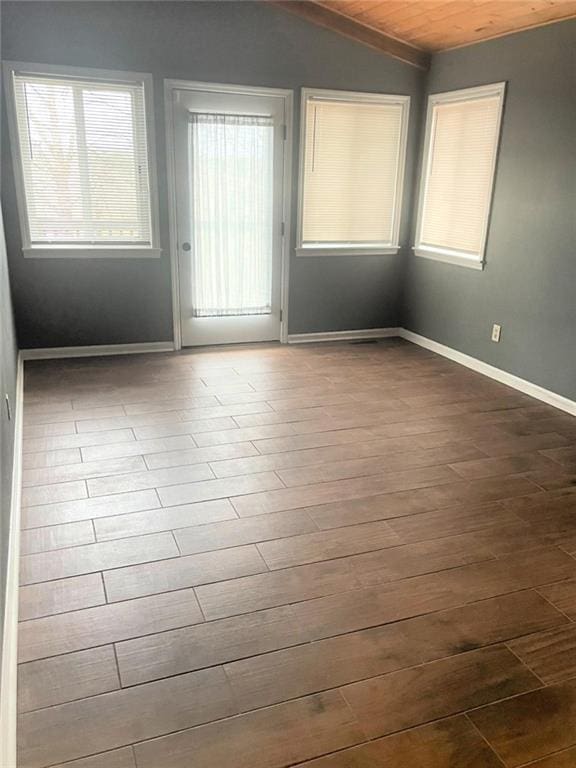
top-left (12, 72), bottom-right (153, 245)
top-left (189, 113), bottom-right (274, 318)
top-left (301, 97), bottom-right (405, 248)
top-left (417, 94), bottom-right (503, 259)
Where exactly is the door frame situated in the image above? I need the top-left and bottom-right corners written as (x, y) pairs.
top-left (164, 79), bottom-right (293, 349)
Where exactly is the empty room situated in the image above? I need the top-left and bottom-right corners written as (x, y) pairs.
top-left (1, 1), bottom-right (576, 766)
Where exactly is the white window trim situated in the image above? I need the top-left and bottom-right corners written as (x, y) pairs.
top-left (3, 61), bottom-right (162, 259)
top-left (296, 87), bottom-right (410, 257)
top-left (414, 81), bottom-right (506, 271)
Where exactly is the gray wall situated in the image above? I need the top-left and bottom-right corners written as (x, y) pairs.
top-left (0, 206), bottom-right (18, 671)
top-left (403, 20), bottom-right (576, 400)
top-left (1, 0), bottom-right (424, 347)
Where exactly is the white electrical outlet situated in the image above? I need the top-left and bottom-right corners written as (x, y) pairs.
top-left (491, 324), bottom-right (502, 343)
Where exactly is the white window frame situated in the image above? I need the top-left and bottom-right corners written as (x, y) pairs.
top-left (296, 87), bottom-right (410, 257)
top-left (414, 82), bottom-right (506, 271)
top-left (3, 61), bottom-right (161, 259)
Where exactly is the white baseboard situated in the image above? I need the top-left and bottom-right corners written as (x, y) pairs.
top-left (400, 329), bottom-right (576, 418)
top-left (20, 341), bottom-right (174, 361)
top-left (0, 353), bottom-right (24, 768)
top-left (287, 328), bottom-right (401, 344)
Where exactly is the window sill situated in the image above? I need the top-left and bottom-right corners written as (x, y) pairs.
top-left (296, 246), bottom-right (400, 257)
top-left (23, 247), bottom-right (162, 259)
top-left (413, 246), bottom-right (484, 271)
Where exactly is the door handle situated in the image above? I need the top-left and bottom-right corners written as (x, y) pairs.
top-left (182, 242), bottom-right (191, 251)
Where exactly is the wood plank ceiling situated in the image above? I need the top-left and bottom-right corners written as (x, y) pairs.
top-left (275, 0), bottom-right (576, 67)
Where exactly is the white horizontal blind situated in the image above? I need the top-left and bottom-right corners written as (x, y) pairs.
top-left (419, 93), bottom-right (503, 259)
top-left (12, 72), bottom-right (152, 245)
top-left (302, 97), bottom-right (405, 247)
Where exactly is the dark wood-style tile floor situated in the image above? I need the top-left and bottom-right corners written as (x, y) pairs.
top-left (16, 339), bottom-right (576, 768)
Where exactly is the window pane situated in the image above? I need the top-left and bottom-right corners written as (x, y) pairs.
top-left (21, 82), bottom-right (84, 237)
top-left (301, 97), bottom-right (405, 247)
top-left (419, 90), bottom-right (503, 258)
top-left (189, 113), bottom-right (274, 317)
top-left (13, 73), bottom-right (152, 245)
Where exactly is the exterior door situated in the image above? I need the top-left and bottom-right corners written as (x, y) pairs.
top-left (171, 84), bottom-right (287, 346)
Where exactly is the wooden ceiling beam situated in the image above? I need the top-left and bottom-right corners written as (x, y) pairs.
top-left (270, 1), bottom-right (431, 70)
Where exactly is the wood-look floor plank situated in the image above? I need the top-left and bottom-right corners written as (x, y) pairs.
top-left (104, 544), bottom-right (267, 602)
top-left (18, 588), bottom-right (203, 662)
top-left (50, 747), bottom-right (136, 768)
top-left (470, 678), bottom-right (576, 767)
top-left (22, 456), bottom-right (126, 488)
top-left (24, 404), bottom-right (125, 426)
top-left (178, 402), bottom-right (274, 421)
top-left (23, 448), bottom-right (82, 469)
top-left (157, 471), bottom-right (285, 507)
top-left (133, 417), bottom-right (273, 441)
top-left (174, 509), bottom-right (317, 555)
top-left (21, 489), bottom-right (160, 528)
top-left (275, 444), bottom-right (486, 488)
top-left (86, 463), bottom-right (214, 497)
top-left (518, 748), bottom-right (576, 767)
top-left (297, 715), bottom-right (503, 767)
top-left (471, 433), bottom-right (569, 457)
top-left (341, 645), bottom-right (539, 740)
top-left (80, 435), bottom-right (195, 462)
top-left (208, 437), bottom-right (442, 479)
top-left (18, 574), bottom-right (106, 621)
top-left (74, 411), bottom-right (192, 433)
top-left (20, 532), bottom-right (179, 585)
top-left (230, 465), bottom-right (459, 517)
top-left (386, 501), bottom-right (521, 542)
top-left (115, 605), bottom-right (306, 686)
top-left (20, 520), bottom-right (95, 555)
top-left (401, 589), bottom-right (568, 663)
top-left (133, 691), bottom-right (364, 768)
top-left (269, 392), bottom-right (356, 411)
top-left (538, 579), bottom-right (576, 619)
top-left (143, 441), bottom-right (258, 470)
top-left (256, 520), bottom-right (401, 570)
top-left (347, 532), bottom-right (496, 585)
top-left (23, 422), bottom-right (77, 440)
top-left (450, 452), bottom-right (561, 481)
top-left (22, 480), bottom-right (88, 508)
top-left (543, 445), bottom-right (576, 467)
top-left (508, 624), bottom-right (576, 684)
top-left (223, 621), bottom-right (416, 713)
top-left (231, 406), bottom-right (329, 428)
top-left (505, 493), bottom-right (576, 523)
top-left (22, 429), bottom-right (136, 454)
top-left (18, 667), bottom-right (236, 768)
top-left (367, 411), bottom-right (532, 440)
top-left (306, 490), bottom-right (435, 529)
top-left (196, 559), bottom-right (360, 621)
top-left (94, 499), bottom-right (237, 541)
top-left (251, 428), bottom-right (380, 455)
top-left (122, 394), bottom-right (219, 415)
top-left (410, 476), bottom-right (540, 511)
top-left (461, 521), bottom-right (550, 556)
top-left (18, 646), bottom-right (120, 713)
top-left (24, 400), bottom-right (73, 416)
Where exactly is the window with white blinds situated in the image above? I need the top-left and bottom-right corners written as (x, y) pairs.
top-left (6, 64), bottom-right (159, 256)
top-left (415, 83), bottom-right (506, 269)
top-left (298, 89), bottom-right (410, 255)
